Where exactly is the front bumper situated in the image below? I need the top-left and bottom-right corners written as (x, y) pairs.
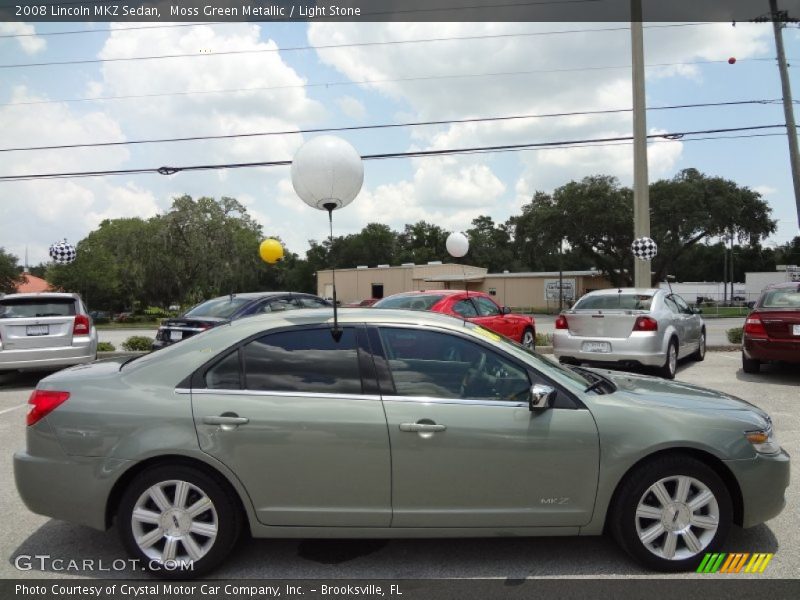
top-left (553, 331), bottom-right (665, 367)
top-left (724, 448), bottom-right (790, 528)
top-left (0, 337), bottom-right (96, 371)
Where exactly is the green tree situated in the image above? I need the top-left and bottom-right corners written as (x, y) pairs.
top-left (466, 216), bottom-right (521, 272)
top-left (397, 221), bottom-right (449, 264)
top-left (0, 248), bottom-right (23, 293)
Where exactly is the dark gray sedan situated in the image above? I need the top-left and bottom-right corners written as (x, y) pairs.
top-left (14, 309), bottom-right (787, 577)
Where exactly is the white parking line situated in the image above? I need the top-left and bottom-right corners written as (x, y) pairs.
top-left (0, 404), bottom-right (26, 416)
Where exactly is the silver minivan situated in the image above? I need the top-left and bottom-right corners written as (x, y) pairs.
top-left (0, 292), bottom-right (98, 372)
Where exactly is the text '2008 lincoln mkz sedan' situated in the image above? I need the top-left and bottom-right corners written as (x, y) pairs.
top-left (14, 308), bottom-right (789, 576)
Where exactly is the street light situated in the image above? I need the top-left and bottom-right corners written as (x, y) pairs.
top-left (291, 135), bottom-right (364, 340)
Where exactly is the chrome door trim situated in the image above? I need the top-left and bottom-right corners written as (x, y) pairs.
top-left (176, 388), bottom-right (381, 401)
top-left (382, 395), bottom-right (528, 409)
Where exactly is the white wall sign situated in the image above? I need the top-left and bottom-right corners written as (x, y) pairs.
top-left (544, 279), bottom-right (575, 301)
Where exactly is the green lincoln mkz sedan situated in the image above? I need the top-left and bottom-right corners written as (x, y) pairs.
top-left (14, 309), bottom-right (789, 576)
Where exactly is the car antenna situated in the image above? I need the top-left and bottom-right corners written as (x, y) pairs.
top-left (665, 275), bottom-right (675, 294)
top-left (325, 203), bottom-right (343, 342)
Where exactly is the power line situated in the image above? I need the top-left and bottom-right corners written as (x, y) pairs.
top-left (0, 99), bottom-right (785, 153)
top-left (0, 22), bottom-right (718, 69)
top-left (2, 58), bottom-right (777, 108)
top-left (0, 124), bottom-right (785, 183)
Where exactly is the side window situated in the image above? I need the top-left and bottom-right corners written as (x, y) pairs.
top-left (243, 328), bottom-right (361, 394)
top-left (664, 297), bottom-right (680, 314)
top-left (452, 299), bottom-right (478, 318)
top-left (294, 297), bottom-right (329, 309)
top-left (268, 299), bottom-right (298, 312)
top-left (672, 295), bottom-right (692, 314)
top-left (378, 328), bottom-right (530, 402)
top-left (473, 296), bottom-right (501, 317)
top-left (205, 350), bottom-right (242, 389)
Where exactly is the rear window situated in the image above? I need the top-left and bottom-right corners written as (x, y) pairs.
top-left (761, 287), bottom-right (800, 308)
top-left (573, 293), bottom-right (653, 311)
top-left (374, 294), bottom-right (446, 310)
top-left (0, 298), bottom-right (76, 318)
top-left (184, 296), bottom-right (251, 319)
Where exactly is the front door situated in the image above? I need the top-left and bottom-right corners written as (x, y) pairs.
top-left (373, 325), bottom-right (600, 528)
top-left (192, 326), bottom-right (391, 527)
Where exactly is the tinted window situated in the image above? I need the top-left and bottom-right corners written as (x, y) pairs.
top-left (379, 327), bottom-right (530, 401)
top-left (185, 296), bottom-right (251, 318)
top-left (452, 299), bottom-right (478, 318)
top-left (573, 294), bottom-right (653, 311)
top-left (295, 297), bottom-right (330, 308)
top-left (761, 288), bottom-right (800, 308)
top-left (244, 328), bottom-right (361, 394)
top-left (374, 294), bottom-right (445, 310)
top-left (473, 296), bottom-right (501, 316)
top-left (206, 350), bottom-right (242, 389)
top-left (0, 298), bottom-right (76, 318)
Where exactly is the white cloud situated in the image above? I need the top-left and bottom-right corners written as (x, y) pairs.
top-left (0, 22), bottom-right (46, 55)
top-left (336, 96), bottom-right (367, 119)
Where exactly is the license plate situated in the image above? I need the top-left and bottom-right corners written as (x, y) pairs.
top-left (582, 341), bottom-right (611, 353)
top-left (170, 330), bottom-right (183, 342)
top-left (26, 325), bottom-right (49, 336)
top-left (793, 325), bottom-right (800, 336)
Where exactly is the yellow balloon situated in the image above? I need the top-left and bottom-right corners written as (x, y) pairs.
top-left (259, 238), bottom-right (285, 264)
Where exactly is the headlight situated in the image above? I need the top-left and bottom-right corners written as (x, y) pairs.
top-left (745, 427), bottom-right (781, 455)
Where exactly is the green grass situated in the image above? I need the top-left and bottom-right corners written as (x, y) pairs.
top-left (96, 321), bottom-right (160, 329)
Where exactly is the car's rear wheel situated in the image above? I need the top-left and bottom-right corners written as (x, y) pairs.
top-left (658, 339), bottom-right (678, 379)
top-left (742, 353), bottom-right (761, 374)
top-left (118, 465), bottom-right (241, 578)
top-left (521, 327), bottom-right (535, 350)
top-left (610, 455), bottom-right (732, 572)
top-left (691, 330), bottom-right (706, 362)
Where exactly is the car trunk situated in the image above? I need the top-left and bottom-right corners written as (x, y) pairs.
top-left (564, 310), bottom-right (647, 338)
top-left (0, 298), bottom-right (77, 350)
top-left (757, 309), bottom-right (800, 339)
top-left (157, 316), bottom-right (226, 343)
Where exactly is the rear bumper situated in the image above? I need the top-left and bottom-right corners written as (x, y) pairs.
top-left (724, 449), bottom-right (790, 528)
top-left (743, 337), bottom-right (800, 363)
top-left (553, 331), bottom-right (665, 367)
top-left (0, 337), bottom-right (96, 371)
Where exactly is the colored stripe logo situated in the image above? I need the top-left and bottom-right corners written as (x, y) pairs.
top-left (697, 553), bottom-right (773, 573)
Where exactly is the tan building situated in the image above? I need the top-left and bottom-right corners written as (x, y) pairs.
top-left (317, 263), bottom-right (612, 310)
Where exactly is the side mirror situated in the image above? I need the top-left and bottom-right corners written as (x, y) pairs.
top-left (692, 307), bottom-right (702, 314)
top-left (529, 384), bottom-right (555, 411)
top-left (502, 306), bottom-right (512, 314)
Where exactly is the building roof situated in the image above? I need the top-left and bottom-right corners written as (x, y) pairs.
top-left (15, 273), bottom-right (51, 293)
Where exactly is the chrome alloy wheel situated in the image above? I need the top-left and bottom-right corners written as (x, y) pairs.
top-left (668, 344), bottom-right (678, 376)
top-left (131, 479), bottom-right (219, 565)
top-left (522, 329), bottom-right (535, 349)
top-left (635, 475), bottom-right (719, 561)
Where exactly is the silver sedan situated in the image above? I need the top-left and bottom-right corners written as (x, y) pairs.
top-left (553, 288), bottom-right (706, 379)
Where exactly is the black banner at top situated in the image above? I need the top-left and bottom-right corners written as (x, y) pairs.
top-left (2, 0), bottom-right (800, 23)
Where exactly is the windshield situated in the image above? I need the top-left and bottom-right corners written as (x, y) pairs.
top-left (374, 294), bottom-right (446, 310)
top-left (761, 287), bottom-right (800, 308)
top-left (573, 293), bottom-right (653, 311)
top-left (463, 322), bottom-right (592, 387)
top-left (184, 296), bottom-right (251, 319)
top-left (0, 298), bottom-right (76, 318)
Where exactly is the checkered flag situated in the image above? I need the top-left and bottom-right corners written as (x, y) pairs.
top-left (631, 237), bottom-right (658, 261)
top-left (49, 240), bottom-right (77, 265)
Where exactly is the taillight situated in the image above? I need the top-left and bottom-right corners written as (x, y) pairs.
top-left (73, 314), bottom-right (90, 335)
top-left (27, 390), bottom-right (70, 426)
top-left (744, 314), bottom-right (767, 338)
top-left (633, 316), bottom-right (658, 332)
top-left (555, 315), bottom-right (568, 329)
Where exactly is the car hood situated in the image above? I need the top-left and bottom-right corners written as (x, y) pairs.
top-left (588, 368), bottom-right (766, 415)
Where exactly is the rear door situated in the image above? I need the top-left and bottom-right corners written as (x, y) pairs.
top-left (469, 295), bottom-right (517, 339)
top-left (0, 297), bottom-right (77, 351)
top-left (191, 325), bottom-right (392, 527)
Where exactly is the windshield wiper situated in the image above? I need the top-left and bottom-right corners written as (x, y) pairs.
top-left (569, 365), bottom-right (616, 394)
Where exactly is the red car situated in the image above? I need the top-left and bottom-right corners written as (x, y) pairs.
top-left (742, 282), bottom-right (800, 373)
top-left (373, 290), bottom-right (536, 349)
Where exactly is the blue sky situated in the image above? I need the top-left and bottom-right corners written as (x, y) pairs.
top-left (1, 20), bottom-right (799, 266)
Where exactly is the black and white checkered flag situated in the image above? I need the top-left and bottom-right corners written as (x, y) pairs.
top-left (631, 237), bottom-right (658, 261)
top-left (49, 240), bottom-right (77, 265)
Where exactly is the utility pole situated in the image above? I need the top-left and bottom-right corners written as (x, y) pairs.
top-left (760, 0), bottom-right (800, 228)
top-left (631, 0), bottom-right (651, 287)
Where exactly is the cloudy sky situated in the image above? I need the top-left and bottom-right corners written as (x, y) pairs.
top-left (1, 19), bottom-right (799, 266)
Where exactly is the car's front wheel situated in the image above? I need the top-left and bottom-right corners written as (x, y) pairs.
top-left (610, 455), bottom-right (732, 572)
top-left (117, 465), bottom-right (242, 578)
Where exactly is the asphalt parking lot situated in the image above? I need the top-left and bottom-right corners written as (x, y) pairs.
top-left (0, 352), bottom-right (797, 580)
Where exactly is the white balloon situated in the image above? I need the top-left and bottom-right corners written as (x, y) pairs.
top-left (291, 135), bottom-right (364, 210)
top-left (446, 231), bottom-right (469, 258)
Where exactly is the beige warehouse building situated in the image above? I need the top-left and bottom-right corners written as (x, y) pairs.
top-left (317, 263), bottom-right (612, 310)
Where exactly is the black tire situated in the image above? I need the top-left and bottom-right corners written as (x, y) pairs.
top-left (691, 330), bottom-right (706, 362)
top-left (658, 339), bottom-right (679, 379)
top-left (609, 454), bottom-right (732, 572)
top-left (742, 353), bottom-right (761, 374)
top-left (117, 464), bottom-right (242, 578)
top-left (521, 327), bottom-right (536, 350)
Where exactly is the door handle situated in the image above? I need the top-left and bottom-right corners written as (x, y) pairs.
top-left (203, 415), bottom-right (249, 426)
top-left (399, 423), bottom-right (446, 433)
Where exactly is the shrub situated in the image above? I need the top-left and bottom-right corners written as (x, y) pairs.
top-left (535, 332), bottom-right (552, 346)
top-left (97, 342), bottom-right (115, 352)
top-left (726, 327), bottom-right (743, 344)
top-left (122, 336), bottom-right (153, 352)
